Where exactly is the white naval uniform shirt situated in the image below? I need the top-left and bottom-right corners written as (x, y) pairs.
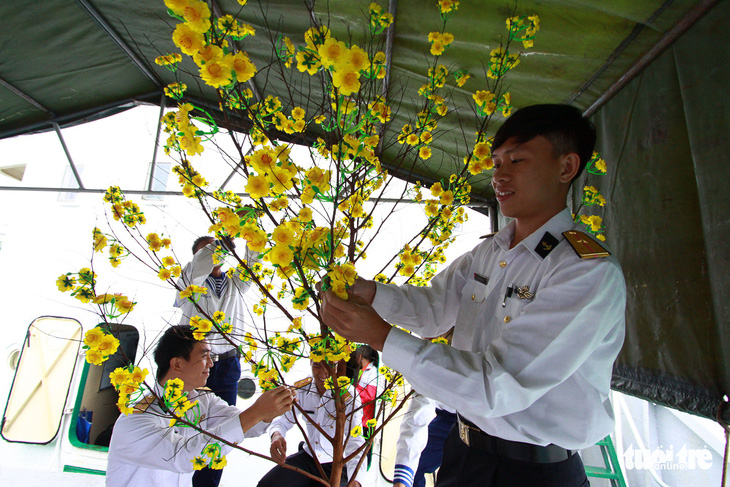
top-left (106, 383), bottom-right (268, 487)
top-left (267, 377), bottom-right (366, 484)
top-left (376, 208), bottom-right (626, 450)
top-left (174, 242), bottom-right (256, 356)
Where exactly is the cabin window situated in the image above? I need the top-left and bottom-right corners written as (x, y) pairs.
top-left (69, 323), bottom-right (139, 450)
top-left (142, 161), bottom-right (171, 201)
top-left (57, 165), bottom-right (85, 203)
top-left (1, 316), bottom-right (82, 444)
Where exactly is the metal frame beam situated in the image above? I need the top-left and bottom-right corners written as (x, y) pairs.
top-left (382, 0), bottom-right (398, 98)
top-left (0, 185), bottom-right (490, 207)
top-left (0, 76), bottom-right (56, 117)
top-left (0, 92), bottom-right (162, 141)
top-left (584, 0), bottom-right (718, 117)
top-left (147, 94), bottom-right (167, 191)
top-left (52, 122), bottom-right (84, 190)
top-left (75, 0), bottom-right (162, 86)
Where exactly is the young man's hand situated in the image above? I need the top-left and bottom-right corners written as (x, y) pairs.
top-left (258, 386), bottom-right (295, 422)
top-left (348, 277), bottom-right (376, 304)
top-left (269, 431), bottom-right (287, 464)
top-left (240, 386), bottom-right (294, 432)
top-left (321, 290), bottom-right (391, 351)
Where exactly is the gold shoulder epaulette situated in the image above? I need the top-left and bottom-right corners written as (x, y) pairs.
top-left (195, 386), bottom-right (212, 391)
top-left (132, 395), bottom-right (156, 414)
top-left (293, 377), bottom-right (313, 389)
top-left (563, 230), bottom-right (610, 259)
top-left (341, 390), bottom-right (352, 402)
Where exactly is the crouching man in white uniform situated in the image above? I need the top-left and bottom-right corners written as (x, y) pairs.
top-left (106, 325), bottom-right (294, 487)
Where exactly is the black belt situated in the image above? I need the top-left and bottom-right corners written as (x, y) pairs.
top-left (216, 349), bottom-right (240, 361)
top-left (456, 415), bottom-right (576, 464)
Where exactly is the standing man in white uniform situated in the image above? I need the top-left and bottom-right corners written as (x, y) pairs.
top-left (106, 325), bottom-right (294, 487)
top-left (175, 235), bottom-right (257, 486)
top-left (321, 104), bottom-right (626, 486)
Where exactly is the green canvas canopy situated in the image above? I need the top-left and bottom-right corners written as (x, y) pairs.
top-left (0, 0), bottom-right (727, 422)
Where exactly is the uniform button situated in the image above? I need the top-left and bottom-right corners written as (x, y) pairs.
top-left (503, 316), bottom-right (511, 323)
top-left (472, 294), bottom-right (476, 301)
top-left (500, 261), bottom-right (507, 268)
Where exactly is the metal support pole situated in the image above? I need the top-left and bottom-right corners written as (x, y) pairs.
top-left (52, 122), bottom-right (84, 190)
top-left (148, 94), bottom-right (167, 191)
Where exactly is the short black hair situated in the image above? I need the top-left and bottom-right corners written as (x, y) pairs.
top-left (154, 326), bottom-right (197, 381)
top-left (355, 344), bottom-right (379, 369)
top-left (491, 104), bottom-right (596, 180)
top-left (192, 236), bottom-right (214, 255)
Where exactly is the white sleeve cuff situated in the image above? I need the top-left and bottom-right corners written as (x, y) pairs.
top-left (372, 282), bottom-right (399, 315)
top-left (393, 464), bottom-right (415, 487)
top-left (382, 327), bottom-right (424, 376)
top-left (243, 420), bottom-right (268, 438)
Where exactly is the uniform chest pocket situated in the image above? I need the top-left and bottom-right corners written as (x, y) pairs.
top-left (463, 279), bottom-right (489, 304)
top-left (494, 288), bottom-right (533, 324)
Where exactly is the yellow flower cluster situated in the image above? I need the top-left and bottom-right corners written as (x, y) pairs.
top-left (309, 334), bottom-right (352, 363)
top-left (105, 186), bottom-right (147, 227)
top-left (93, 292), bottom-right (137, 315)
top-left (57, 267), bottom-right (94, 300)
top-left (438, 0), bottom-right (460, 15)
top-left (179, 284), bottom-right (208, 301)
top-left (155, 52), bottom-right (182, 66)
top-left (473, 90), bottom-right (497, 116)
top-left (93, 227), bottom-right (107, 252)
top-left (324, 375), bottom-right (352, 391)
top-left (172, 160), bottom-right (208, 197)
top-left (579, 215), bottom-right (605, 240)
top-left (291, 287), bottom-right (311, 311)
top-left (109, 365), bottom-right (149, 414)
top-left (193, 443), bottom-right (227, 471)
top-left (294, 26), bottom-right (381, 96)
top-left (158, 255), bottom-right (182, 281)
top-left (164, 82), bottom-right (187, 99)
top-left (160, 107), bottom-right (202, 158)
top-left (326, 263), bottom-right (358, 300)
top-left (242, 146), bottom-right (296, 199)
top-left (179, 103), bottom-right (206, 157)
top-left (465, 135), bottom-right (495, 174)
top-left (147, 232), bottom-right (172, 252)
top-left (217, 14), bottom-right (254, 40)
top-left (251, 361), bottom-right (280, 390)
top-left (583, 186), bottom-right (607, 207)
top-left (428, 31), bottom-right (454, 56)
top-left (166, 0), bottom-right (258, 90)
top-left (302, 166), bottom-right (333, 203)
top-left (487, 47), bottom-right (521, 80)
top-left (506, 14), bottom-right (540, 49)
top-left (368, 3), bottom-right (393, 35)
top-left (454, 70), bottom-right (471, 87)
top-left (427, 64), bottom-right (449, 90)
top-left (163, 378), bottom-right (199, 426)
top-left (587, 152), bottom-right (608, 175)
top-left (189, 315), bottom-right (214, 340)
top-left (82, 327), bottom-right (120, 366)
top-left (398, 245), bottom-right (424, 277)
top-left (270, 334), bottom-right (301, 355)
top-left (277, 36), bottom-right (296, 68)
top-left (92, 227), bottom-right (128, 268)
